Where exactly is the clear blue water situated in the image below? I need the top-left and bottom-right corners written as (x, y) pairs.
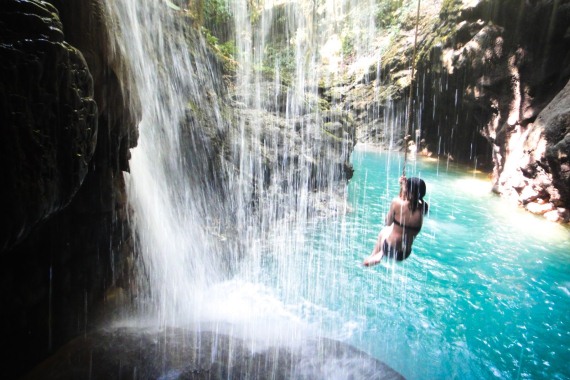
top-left (344, 148), bottom-right (570, 380)
top-left (257, 147), bottom-right (570, 380)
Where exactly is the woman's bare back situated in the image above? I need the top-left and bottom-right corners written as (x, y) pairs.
top-left (385, 197), bottom-right (423, 252)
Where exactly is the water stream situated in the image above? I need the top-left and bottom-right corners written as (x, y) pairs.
top-left (104, 0), bottom-right (570, 379)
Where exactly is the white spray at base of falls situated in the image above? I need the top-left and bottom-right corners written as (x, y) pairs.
top-left (105, 0), bottom-right (392, 346)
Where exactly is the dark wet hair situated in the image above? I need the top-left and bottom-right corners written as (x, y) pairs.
top-left (406, 177), bottom-right (428, 214)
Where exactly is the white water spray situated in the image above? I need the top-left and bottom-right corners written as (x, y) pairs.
top-left (104, 0), bottom-right (231, 327)
top-left (105, 0), bottom-right (390, 342)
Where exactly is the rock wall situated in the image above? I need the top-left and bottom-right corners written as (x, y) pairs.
top-left (0, 1), bottom-right (98, 251)
top-left (343, 0), bottom-right (570, 223)
top-left (0, 0), bottom-right (138, 377)
top-left (501, 79), bottom-right (570, 222)
top-left (419, 0), bottom-right (570, 222)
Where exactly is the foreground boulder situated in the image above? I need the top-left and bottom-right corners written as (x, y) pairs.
top-left (23, 327), bottom-right (404, 380)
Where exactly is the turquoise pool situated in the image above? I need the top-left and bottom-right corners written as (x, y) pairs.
top-left (254, 147), bottom-right (570, 379)
top-left (345, 148), bottom-right (570, 379)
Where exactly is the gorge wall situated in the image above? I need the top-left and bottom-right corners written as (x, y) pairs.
top-left (0, 1), bottom-right (138, 377)
top-left (343, 0), bottom-right (570, 222)
top-left (417, 0), bottom-right (570, 223)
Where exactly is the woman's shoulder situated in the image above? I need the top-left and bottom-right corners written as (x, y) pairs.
top-left (390, 197), bottom-right (402, 207)
top-left (391, 197), bottom-right (408, 210)
top-left (392, 197), bottom-right (407, 205)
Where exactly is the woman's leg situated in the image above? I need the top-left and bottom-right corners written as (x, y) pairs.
top-left (364, 226), bottom-right (390, 266)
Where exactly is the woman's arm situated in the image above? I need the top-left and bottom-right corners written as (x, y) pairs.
top-left (384, 199), bottom-right (396, 225)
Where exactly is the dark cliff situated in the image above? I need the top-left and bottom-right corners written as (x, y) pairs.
top-left (0, 1), bottom-right (138, 377)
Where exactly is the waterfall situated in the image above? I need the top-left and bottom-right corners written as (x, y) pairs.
top-left (105, 0), bottom-right (385, 343)
top-left (104, 0), bottom-right (232, 327)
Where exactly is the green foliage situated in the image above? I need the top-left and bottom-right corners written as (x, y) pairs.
top-left (376, 0), bottom-right (404, 29)
top-left (201, 27), bottom-right (219, 47)
top-left (246, 0), bottom-right (263, 25)
top-left (200, 27), bottom-right (237, 73)
top-left (259, 44), bottom-right (296, 84)
top-left (341, 31), bottom-right (355, 58)
top-left (219, 40), bottom-right (236, 59)
top-left (203, 0), bottom-right (231, 27)
top-left (190, 0), bottom-right (238, 74)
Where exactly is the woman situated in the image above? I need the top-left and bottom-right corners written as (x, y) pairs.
top-left (363, 176), bottom-right (428, 266)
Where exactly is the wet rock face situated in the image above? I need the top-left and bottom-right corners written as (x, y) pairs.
top-left (421, 0), bottom-right (569, 161)
top-left (495, 80), bottom-right (570, 223)
top-left (22, 327), bottom-right (405, 380)
top-left (544, 88), bottom-right (570, 207)
top-left (1, 1), bottom-right (138, 378)
top-left (0, 1), bottom-right (98, 251)
top-left (412, 0), bottom-right (570, 221)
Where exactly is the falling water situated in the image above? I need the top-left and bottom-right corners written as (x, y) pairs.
top-left (103, 0), bottom-right (373, 340)
top-left (104, 0), bottom-right (232, 327)
top-left (216, 0), bottom-right (391, 341)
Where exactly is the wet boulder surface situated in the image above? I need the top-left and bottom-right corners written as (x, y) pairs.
top-left (23, 327), bottom-right (405, 380)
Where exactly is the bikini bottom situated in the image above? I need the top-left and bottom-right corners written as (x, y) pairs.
top-left (383, 240), bottom-right (410, 261)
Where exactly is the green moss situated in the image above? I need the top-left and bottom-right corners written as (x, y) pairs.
top-left (376, 0), bottom-right (405, 29)
top-left (440, 0), bottom-right (463, 20)
top-left (321, 128), bottom-right (343, 143)
top-left (437, 0), bottom-right (462, 41)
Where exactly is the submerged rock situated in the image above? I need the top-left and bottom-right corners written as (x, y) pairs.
top-left (23, 327), bottom-right (404, 380)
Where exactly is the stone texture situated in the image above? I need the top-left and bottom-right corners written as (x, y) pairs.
top-left (0, 1), bottom-right (98, 251)
top-left (22, 327), bottom-right (405, 380)
top-left (0, 1), bottom-right (139, 378)
top-left (498, 79), bottom-right (570, 218)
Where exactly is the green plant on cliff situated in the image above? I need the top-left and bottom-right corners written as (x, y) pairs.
top-left (376, 0), bottom-right (404, 29)
top-left (434, 0), bottom-right (462, 44)
top-left (204, 0), bottom-right (231, 26)
top-left (261, 44), bottom-right (296, 84)
top-left (188, 0), bottom-right (237, 74)
top-left (341, 29), bottom-right (355, 58)
top-left (201, 27), bottom-right (238, 73)
top-left (246, 0), bottom-right (263, 25)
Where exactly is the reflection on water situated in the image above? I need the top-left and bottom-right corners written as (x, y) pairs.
top-left (246, 147), bottom-right (570, 380)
